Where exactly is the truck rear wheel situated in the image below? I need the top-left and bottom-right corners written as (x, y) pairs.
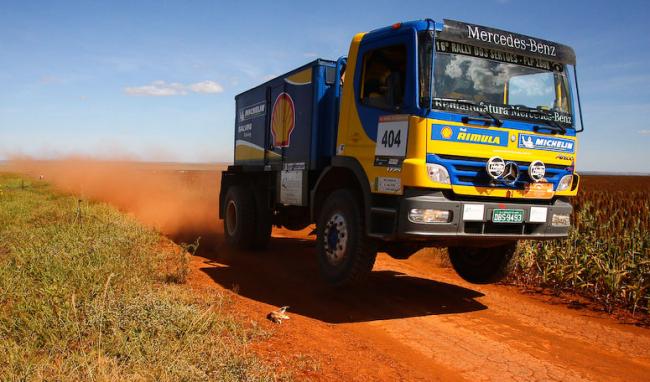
top-left (252, 190), bottom-right (272, 249)
top-left (448, 243), bottom-right (517, 284)
top-left (316, 189), bottom-right (376, 286)
top-left (224, 186), bottom-right (257, 250)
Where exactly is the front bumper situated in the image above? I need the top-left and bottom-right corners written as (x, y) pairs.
top-left (397, 190), bottom-right (572, 241)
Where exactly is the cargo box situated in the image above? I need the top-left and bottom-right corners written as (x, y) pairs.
top-left (234, 59), bottom-right (338, 171)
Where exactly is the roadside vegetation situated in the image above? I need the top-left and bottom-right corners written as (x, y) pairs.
top-left (510, 176), bottom-right (650, 316)
top-left (0, 174), bottom-right (276, 381)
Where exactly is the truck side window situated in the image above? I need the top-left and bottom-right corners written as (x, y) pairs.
top-left (360, 45), bottom-right (407, 110)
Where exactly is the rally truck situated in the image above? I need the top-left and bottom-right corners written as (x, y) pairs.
top-left (220, 19), bottom-right (584, 285)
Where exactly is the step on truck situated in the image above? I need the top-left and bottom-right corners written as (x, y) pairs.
top-left (220, 19), bottom-right (584, 285)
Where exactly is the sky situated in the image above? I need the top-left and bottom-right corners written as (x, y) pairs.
top-left (1, 0), bottom-right (649, 172)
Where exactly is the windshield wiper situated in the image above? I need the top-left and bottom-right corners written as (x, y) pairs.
top-left (512, 105), bottom-right (567, 134)
top-left (438, 98), bottom-right (503, 127)
top-left (533, 124), bottom-right (566, 135)
top-left (542, 118), bottom-right (566, 134)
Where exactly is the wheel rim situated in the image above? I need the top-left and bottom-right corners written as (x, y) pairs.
top-left (225, 200), bottom-right (237, 236)
top-left (323, 212), bottom-right (348, 266)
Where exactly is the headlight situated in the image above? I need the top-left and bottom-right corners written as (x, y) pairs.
top-left (528, 160), bottom-right (546, 182)
top-left (486, 156), bottom-right (505, 179)
top-left (556, 174), bottom-right (573, 191)
top-left (408, 209), bottom-right (452, 224)
top-left (426, 163), bottom-right (450, 184)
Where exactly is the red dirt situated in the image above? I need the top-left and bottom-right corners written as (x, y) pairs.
top-left (5, 159), bottom-right (222, 245)
top-left (7, 160), bottom-right (650, 381)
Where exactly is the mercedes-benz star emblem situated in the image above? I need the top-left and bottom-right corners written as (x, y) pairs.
top-left (502, 162), bottom-right (520, 186)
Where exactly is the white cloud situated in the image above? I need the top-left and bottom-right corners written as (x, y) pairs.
top-left (189, 80), bottom-right (224, 94)
top-left (509, 74), bottom-right (554, 97)
top-left (124, 80), bottom-right (223, 96)
top-left (638, 129), bottom-right (650, 135)
top-left (124, 80), bottom-right (186, 96)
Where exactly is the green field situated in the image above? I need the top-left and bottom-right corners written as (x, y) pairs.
top-left (0, 174), bottom-right (275, 381)
top-left (512, 175), bottom-right (650, 315)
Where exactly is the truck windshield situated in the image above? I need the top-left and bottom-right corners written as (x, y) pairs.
top-left (422, 37), bottom-right (574, 129)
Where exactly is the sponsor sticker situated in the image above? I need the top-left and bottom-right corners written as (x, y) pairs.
top-left (270, 93), bottom-right (295, 148)
top-left (283, 162), bottom-right (306, 171)
top-left (438, 19), bottom-right (574, 65)
top-left (463, 204), bottom-right (485, 221)
top-left (529, 207), bottom-right (548, 223)
top-left (431, 125), bottom-right (508, 147)
top-left (519, 134), bottom-right (575, 153)
top-left (238, 101), bottom-right (266, 122)
top-left (375, 116), bottom-right (408, 168)
top-left (523, 182), bottom-right (554, 199)
top-left (237, 123), bottom-right (253, 138)
top-left (280, 170), bottom-right (304, 205)
top-left (376, 177), bottom-right (401, 193)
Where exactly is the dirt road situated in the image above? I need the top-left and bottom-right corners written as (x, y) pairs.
top-left (10, 160), bottom-right (650, 381)
top-left (192, 229), bottom-right (650, 381)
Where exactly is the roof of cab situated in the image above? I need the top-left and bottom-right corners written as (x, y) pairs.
top-left (362, 18), bottom-right (576, 65)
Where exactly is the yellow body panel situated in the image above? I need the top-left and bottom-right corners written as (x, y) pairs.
top-left (234, 140), bottom-right (281, 162)
top-left (337, 34), bottom-right (428, 195)
top-left (426, 119), bottom-right (579, 197)
top-left (426, 119), bottom-right (577, 164)
top-left (285, 67), bottom-right (312, 85)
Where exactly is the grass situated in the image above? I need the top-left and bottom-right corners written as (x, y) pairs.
top-left (509, 176), bottom-right (650, 316)
top-left (0, 174), bottom-right (278, 381)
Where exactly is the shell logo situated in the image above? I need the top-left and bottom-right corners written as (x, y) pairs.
top-left (441, 126), bottom-right (453, 139)
top-left (270, 92), bottom-right (295, 147)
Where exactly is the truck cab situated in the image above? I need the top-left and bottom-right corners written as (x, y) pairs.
top-left (220, 19), bottom-right (583, 286)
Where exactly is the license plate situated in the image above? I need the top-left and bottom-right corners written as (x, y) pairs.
top-left (492, 209), bottom-right (524, 224)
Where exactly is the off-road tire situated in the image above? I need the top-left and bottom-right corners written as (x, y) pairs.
top-left (223, 186), bottom-right (257, 250)
top-left (251, 190), bottom-right (272, 250)
top-left (316, 189), bottom-right (377, 286)
top-left (385, 244), bottom-right (422, 260)
top-left (448, 242), bottom-right (517, 284)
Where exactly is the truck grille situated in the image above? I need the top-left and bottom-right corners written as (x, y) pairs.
top-left (428, 154), bottom-right (571, 190)
top-left (464, 221), bottom-right (546, 235)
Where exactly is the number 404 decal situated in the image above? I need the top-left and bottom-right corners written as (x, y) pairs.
top-left (381, 129), bottom-right (402, 148)
top-left (374, 116), bottom-right (409, 168)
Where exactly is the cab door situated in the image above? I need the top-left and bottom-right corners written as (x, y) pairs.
top-left (340, 28), bottom-right (418, 191)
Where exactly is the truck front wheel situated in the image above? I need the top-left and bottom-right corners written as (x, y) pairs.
top-left (448, 243), bottom-right (517, 284)
top-left (316, 189), bottom-right (376, 286)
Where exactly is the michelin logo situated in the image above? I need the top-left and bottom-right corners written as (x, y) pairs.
top-left (238, 101), bottom-right (266, 122)
top-left (519, 134), bottom-right (575, 153)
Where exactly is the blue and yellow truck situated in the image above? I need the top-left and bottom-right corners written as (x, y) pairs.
top-left (220, 19), bottom-right (584, 285)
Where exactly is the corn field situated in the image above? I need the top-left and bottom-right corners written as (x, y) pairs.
top-left (511, 176), bottom-right (650, 315)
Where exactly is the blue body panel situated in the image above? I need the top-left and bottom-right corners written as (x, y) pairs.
top-left (233, 59), bottom-right (337, 170)
top-left (426, 153), bottom-right (573, 190)
top-left (425, 110), bottom-right (577, 137)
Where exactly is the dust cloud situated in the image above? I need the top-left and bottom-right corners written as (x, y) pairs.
top-left (6, 158), bottom-right (226, 245)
